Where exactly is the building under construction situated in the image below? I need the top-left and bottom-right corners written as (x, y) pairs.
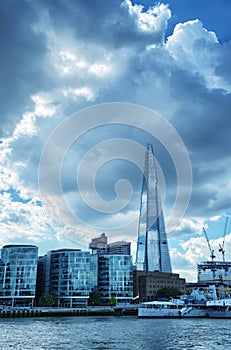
top-left (198, 261), bottom-right (231, 284)
top-left (198, 217), bottom-right (231, 284)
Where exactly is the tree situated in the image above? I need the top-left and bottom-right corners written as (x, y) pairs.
top-left (88, 291), bottom-right (102, 306)
top-left (156, 287), bottom-right (182, 300)
top-left (39, 293), bottom-right (56, 307)
top-left (109, 295), bottom-right (117, 307)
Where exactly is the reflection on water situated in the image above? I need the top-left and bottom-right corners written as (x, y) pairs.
top-left (0, 316), bottom-right (231, 350)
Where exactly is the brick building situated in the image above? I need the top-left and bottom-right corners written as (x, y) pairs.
top-left (133, 271), bottom-right (186, 302)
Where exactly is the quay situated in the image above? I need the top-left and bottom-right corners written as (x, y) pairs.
top-left (0, 306), bottom-right (138, 318)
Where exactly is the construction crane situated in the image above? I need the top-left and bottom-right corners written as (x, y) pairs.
top-left (218, 216), bottom-right (229, 262)
top-left (203, 227), bottom-right (216, 262)
top-left (202, 227), bottom-right (217, 280)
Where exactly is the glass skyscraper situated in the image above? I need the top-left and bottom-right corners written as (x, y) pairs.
top-left (136, 144), bottom-right (172, 273)
top-left (0, 245), bottom-right (38, 307)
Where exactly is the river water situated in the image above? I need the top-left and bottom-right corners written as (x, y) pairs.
top-left (0, 316), bottom-right (231, 350)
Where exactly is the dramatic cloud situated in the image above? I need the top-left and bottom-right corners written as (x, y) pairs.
top-left (1, 0), bottom-right (231, 280)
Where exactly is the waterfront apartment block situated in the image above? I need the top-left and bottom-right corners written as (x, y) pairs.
top-left (133, 271), bottom-right (186, 302)
top-left (0, 245), bottom-right (38, 307)
top-left (38, 249), bottom-right (93, 308)
top-left (98, 255), bottom-right (133, 304)
top-left (89, 233), bottom-right (133, 304)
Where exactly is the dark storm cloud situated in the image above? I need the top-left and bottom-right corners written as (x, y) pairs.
top-left (0, 0), bottom-right (171, 137)
top-left (167, 68), bottom-right (231, 214)
top-left (1, 0), bottom-right (231, 263)
top-left (36, 0), bottom-right (170, 48)
top-left (0, 0), bottom-right (50, 136)
top-left (171, 76), bottom-right (231, 156)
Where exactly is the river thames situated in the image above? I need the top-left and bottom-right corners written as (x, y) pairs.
top-left (0, 316), bottom-right (231, 349)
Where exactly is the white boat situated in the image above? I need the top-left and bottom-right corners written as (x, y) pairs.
top-left (207, 299), bottom-right (231, 318)
top-left (208, 305), bottom-right (231, 318)
top-left (138, 300), bottom-right (182, 318)
top-left (180, 284), bottom-right (228, 318)
top-left (180, 304), bottom-right (208, 318)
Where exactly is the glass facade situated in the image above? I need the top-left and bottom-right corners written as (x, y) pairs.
top-left (35, 254), bottom-right (50, 304)
top-left (107, 242), bottom-right (131, 255)
top-left (0, 245), bottom-right (38, 307)
top-left (48, 249), bottom-right (91, 308)
top-left (136, 144), bottom-right (172, 273)
top-left (89, 253), bottom-right (98, 292)
top-left (98, 255), bottom-right (133, 304)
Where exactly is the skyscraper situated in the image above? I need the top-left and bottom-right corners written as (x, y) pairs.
top-left (136, 144), bottom-right (172, 273)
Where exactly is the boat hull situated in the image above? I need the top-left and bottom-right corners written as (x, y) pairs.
top-left (207, 299), bottom-right (231, 318)
top-left (180, 306), bottom-right (208, 318)
top-left (208, 310), bottom-right (231, 318)
top-left (138, 308), bottom-right (181, 318)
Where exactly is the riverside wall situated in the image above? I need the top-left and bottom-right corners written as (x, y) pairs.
top-left (0, 307), bottom-right (138, 318)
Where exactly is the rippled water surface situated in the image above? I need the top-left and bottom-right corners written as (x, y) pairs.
top-left (0, 316), bottom-right (231, 350)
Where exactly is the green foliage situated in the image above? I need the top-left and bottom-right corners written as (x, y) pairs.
top-left (39, 293), bottom-right (56, 307)
top-left (88, 291), bottom-right (102, 306)
top-left (156, 287), bottom-right (182, 300)
top-left (109, 295), bottom-right (117, 307)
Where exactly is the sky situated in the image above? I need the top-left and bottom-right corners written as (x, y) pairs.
top-left (0, 0), bottom-right (231, 281)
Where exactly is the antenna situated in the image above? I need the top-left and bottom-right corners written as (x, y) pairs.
top-left (218, 216), bottom-right (229, 262)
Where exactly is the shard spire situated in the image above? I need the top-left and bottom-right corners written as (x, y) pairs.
top-left (136, 144), bottom-right (172, 273)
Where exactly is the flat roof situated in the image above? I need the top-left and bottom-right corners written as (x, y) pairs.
top-left (3, 244), bottom-right (38, 248)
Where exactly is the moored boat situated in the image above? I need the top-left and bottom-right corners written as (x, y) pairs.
top-left (207, 305), bottom-right (231, 318)
top-left (180, 304), bottom-right (208, 318)
top-left (138, 300), bottom-right (182, 318)
top-left (207, 299), bottom-right (231, 318)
